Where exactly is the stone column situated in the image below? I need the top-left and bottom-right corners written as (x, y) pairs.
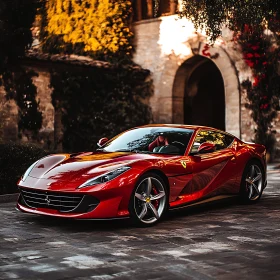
top-left (54, 106), bottom-right (63, 152)
top-left (146, 0), bottom-right (153, 18)
top-left (136, 0), bottom-right (142, 21)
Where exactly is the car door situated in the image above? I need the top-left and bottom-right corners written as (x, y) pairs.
top-left (182, 130), bottom-right (238, 200)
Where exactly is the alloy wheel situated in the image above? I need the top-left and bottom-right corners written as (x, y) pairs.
top-left (134, 176), bottom-right (166, 224)
top-left (245, 164), bottom-right (263, 201)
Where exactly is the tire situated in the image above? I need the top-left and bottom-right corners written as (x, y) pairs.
top-left (240, 160), bottom-right (264, 203)
top-left (129, 172), bottom-right (168, 226)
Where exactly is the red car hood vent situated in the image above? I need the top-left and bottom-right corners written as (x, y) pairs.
top-left (28, 152), bottom-right (156, 182)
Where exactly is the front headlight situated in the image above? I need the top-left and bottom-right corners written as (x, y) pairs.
top-left (78, 166), bottom-right (131, 189)
top-left (22, 161), bottom-right (39, 182)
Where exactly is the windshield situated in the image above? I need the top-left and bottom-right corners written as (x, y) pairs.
top-left (99, 127), bottom-right (194, 155)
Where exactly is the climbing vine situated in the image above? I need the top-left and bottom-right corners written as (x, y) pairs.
top-left (41, 0), bottom-right (133, 62)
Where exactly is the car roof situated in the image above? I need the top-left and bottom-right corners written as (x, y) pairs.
top-left (137, 123), bottom-right (218, 131)
top-left (136, 124), bottom-right (238, 139)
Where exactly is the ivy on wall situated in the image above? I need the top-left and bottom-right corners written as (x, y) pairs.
top-left (50, 65), bottom-right (153, 152)
top-left (41, 0), bottom-right (133, 62)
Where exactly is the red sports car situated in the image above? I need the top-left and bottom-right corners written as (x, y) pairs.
top-left (17, 124), bottom-right (267, 226)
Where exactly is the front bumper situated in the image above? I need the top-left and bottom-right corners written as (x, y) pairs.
top-left (17, 181), bottom-right (134, 219)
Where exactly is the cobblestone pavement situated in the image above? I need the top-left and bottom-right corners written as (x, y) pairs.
top-left (0, 168), bottom-right (280, 280)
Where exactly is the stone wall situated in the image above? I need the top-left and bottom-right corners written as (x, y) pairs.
top-left (133, 16), bottom-right (242, 137)
top-left (0, 68), bottom-right (54, 148)
top-left (0, 91), bottom-right (18, 143)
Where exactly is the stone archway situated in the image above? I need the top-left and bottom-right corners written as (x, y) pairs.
top-left (133, 17), bottom-right (241, 137)
top-left (173, 55), bottom-right (225, 130)
top-left (171, 43), bottom-right (241, 137)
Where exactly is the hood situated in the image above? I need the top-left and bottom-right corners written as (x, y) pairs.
top-left (28, 151), bottom-right (160, 183)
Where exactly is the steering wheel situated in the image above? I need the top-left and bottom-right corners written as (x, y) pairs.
top-left (171, 141), bottom-right (185, 148)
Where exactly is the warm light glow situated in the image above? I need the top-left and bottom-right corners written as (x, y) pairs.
top-left (158, 16), bottom-right (196, 57)
top-left (158, 15), bottom-right (210, 58)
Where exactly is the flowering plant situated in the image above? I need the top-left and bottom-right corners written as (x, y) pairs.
top-left (238, 23), bottom-right (280, 157)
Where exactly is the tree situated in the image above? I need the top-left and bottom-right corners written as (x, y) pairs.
top-left (0, 0), bottom-right (37, 73)
top-left (155, 0), bottom-right (280, 42)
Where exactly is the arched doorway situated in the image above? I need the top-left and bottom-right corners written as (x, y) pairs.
top-left (173, 55), bottom-right (225, 130)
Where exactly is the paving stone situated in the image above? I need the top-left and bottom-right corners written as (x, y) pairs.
top-left (0, 170), bottom-right (280, 279)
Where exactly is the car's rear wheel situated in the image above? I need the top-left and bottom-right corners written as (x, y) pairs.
top-left (129, 173), bottom-right (168, 226)
top-left (240, 161), bottom-right (264, 203)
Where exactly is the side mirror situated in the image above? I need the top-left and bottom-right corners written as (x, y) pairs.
top-left (197, 142), bottom-right (216, 154)
top-left (97, 137), bottom-right (108, 148)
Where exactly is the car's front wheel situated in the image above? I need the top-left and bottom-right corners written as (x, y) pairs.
top-left (240, 160), bottom-right (264, 203)
top-left (129, 173), bottom-right (168, 226)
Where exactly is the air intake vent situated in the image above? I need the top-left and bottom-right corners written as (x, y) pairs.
top-left (20, 188), bottom-right (84, 212)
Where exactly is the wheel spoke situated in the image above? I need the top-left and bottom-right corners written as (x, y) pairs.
top-left (146, 177), bottom-right (152, 196)
top-left (252, 183), bottom-right (260, 195)
top-left (150, 191), bottom-right (165, 201)
top-left (138, 203), bottom-right (148, 219)
top-left (148, 203), bottom-right (159, 219)
top-left (135, 193), bottom-right (146, 202)
top-left (249, 165), bottom-right (255, 178)
top-left (252, 173), bottom-right (262, 183)
top-left (248, 185), bottom-right (253, 199)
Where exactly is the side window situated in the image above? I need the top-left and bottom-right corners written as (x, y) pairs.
top-left (213, 132), bottom-right (234, 150)
top-left (190, 130), bottom-right (214, 154)
top-left (190, 130), bottom-right (234, 154)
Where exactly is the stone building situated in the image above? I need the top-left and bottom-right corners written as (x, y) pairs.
top-left (132, 0), bottom-right (280, 145)
top-left (0, 0), bottom-right (279, 152)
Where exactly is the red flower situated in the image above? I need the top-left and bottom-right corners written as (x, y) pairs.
top-left (245, 59), bottom-right (254, 67)
top-left (245, 53), bottom-right (254, 58)
top-left (253, 76), bottom-right (260, 86)
top-left (260, 103), bottom-right (269, 110)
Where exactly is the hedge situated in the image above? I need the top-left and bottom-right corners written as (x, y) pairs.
top-left (0, 143), bottom-right (47, 195)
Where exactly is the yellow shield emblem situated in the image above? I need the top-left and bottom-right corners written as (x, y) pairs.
top-left (180, 160), bottom-right (187, 169)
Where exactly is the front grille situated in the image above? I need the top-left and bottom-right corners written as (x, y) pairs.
top-left (20, 188), bottom-right (84, 212)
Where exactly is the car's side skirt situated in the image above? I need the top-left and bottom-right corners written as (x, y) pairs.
top-left (169, 194), bottom-right (239, 211)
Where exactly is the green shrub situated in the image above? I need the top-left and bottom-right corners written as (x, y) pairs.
top-left (0, 143), bottom-right (47, 195)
